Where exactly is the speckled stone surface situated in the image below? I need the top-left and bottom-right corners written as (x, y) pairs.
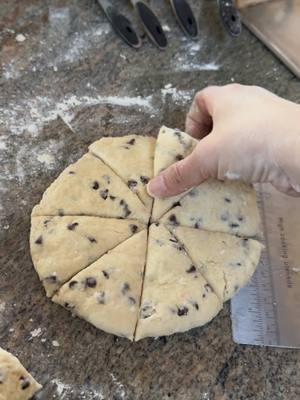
top-left (1, 1), bottom-right (300, 399)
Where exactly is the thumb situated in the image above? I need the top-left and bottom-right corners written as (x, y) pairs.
top-left (148, 136), bottom-right (218, 198)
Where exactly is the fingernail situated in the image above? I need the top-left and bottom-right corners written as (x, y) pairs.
top-left (147, 175), bottom-right (167, 198)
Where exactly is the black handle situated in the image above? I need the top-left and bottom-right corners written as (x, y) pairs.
top-left (134, 1), bottom-right (167, 49)
top-left (97, 0), bottom-right (141, 48)
top-left (218, 0), bottom-right (242, 37)
top-left (170, 0), bottom-right (198, 37)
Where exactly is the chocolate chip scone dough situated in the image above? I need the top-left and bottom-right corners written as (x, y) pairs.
top-left (171, 226), bottom-right (264, 301)
top-left (89, 135), bottom-right (156, 211)
top-left (0, 347), bottom-right (42, 400)
top-left (30, 216), bottom-right (145, 297)
top-left (151, 126), bottom-right (198, 221)
top-left (161, 179), bottom-right (261, 237)
top-left (53, 230), bottom-right (147, 340)
top-left (32, 153), bottom-right (149, 224)
top-left (135, 224), bottom-right (222, 341)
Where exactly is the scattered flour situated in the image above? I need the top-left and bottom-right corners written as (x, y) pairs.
top-left (29, 327), bottom-right (42, 339)
top-left (110, 373), bottom-right (127, 400)
top-left (0, 138), bottom-right (7, 150)
top-left (0, 94), bottom-right (154, 136)
top-left (51, 378), bottom-right (104, 400)
top-left (15, 33), bottom-right (26, 42)
top-left (37, 153), bottom-right (55, 167)
top-left (174, 62), bottom-right (220, 72)
top-left (161, 86), bottom-right (192, 105)
top-left (52, 340), bottom-right (60, 347)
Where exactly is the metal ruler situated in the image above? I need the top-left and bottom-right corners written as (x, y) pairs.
top-left (231, 183), bottom-right (300, 348)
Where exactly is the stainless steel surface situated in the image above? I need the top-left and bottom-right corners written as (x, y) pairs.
top-left (240, 0), bottom-right (300, 78)
top-left (231, 184), bottom-right (300, 348)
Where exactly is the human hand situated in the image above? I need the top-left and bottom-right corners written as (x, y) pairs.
top-left (148, 84), bottom-right (300, 197)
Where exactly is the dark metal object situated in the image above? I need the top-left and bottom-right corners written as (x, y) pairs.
top-left (97, 0), bottom-right (141, 48)
top-left (169, 0), bottom-right (198, 37)
top-left (218, 0), bottom-right (242, 37)
top-left (131, 0), bottom-right (168, 49)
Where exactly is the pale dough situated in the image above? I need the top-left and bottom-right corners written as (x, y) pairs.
top-left (89, 135), bottom-right (156, 211)
top-left (135, 224), bottom-right (222, 340)
top-left (151, 126), bottom-right (198, 221)
top-left (171, 226), bottom-right (264, 301)
top-left (53, 230), bottom-right (147, 340)
top-left (161, 178), bottom-right (261, 237)
top-left (0, 347), bottom-right (41, 400)
top-left (30, 216), bottom-right (145, 297)
top-left (30, 128), bottom-right (263, 341)
top-left (32, 153), bottom-right (149, 224)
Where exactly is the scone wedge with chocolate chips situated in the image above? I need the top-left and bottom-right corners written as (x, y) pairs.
top-left (53, 230), bottom-right (148, 340)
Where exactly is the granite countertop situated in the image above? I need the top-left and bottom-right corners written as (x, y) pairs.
top-left (1, 1), bottom-right (300, 399)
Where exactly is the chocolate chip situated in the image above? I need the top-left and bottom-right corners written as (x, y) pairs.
top-left (100, 189), bottom-right (109, 200)
top-left (109, 195), bottom-right (116, 200)
top-left (43, 219), bottom-right (50, 226)
top-left (236, 262), bottom-right (242, 267)
top-left (102, 270), bottom-right (109, 279)
top-left (169, 237), bottom-right (178, 243)
top-left (172, 201), bottom-right (181, 207)
top-left (69, 280), bottom-right (78, 289)
top-left (128, 179), bottom-right (138, 189)
top-left (154, 222), bottom-right (160, 227)
top-left (177, 306), bottom-right (189, 316)
top-left (204, 284), bottom-right (213, 293)
top-left (186, 265), bottom-right (196, 273)
top-left (87, 236), bottom-right (97, 243)
top-left (194, 222), bottom-right (200, 229)
top-left (96, 291), bottom-right (105, 304)
top-left (20, 376), bottom-right (30, 390)
top-left (44, 275), bottom-right (57, 284)
top-left (175, 154), bottom-right (184, 161)
top-left (67, 222), bottom-right (78, 231)
top-left (68, 171), bottom-right (76, 175)
top-left (130, 224), bottom-right (138, 234)
top-left (224, 197), bottom-right (232, 203)
top-left (127, 138), bottom-right (135, 145)
top-left (64, 302), bottom-right (75, 310)
top-left (120, 200), bottom-right (131, 217)
top-left (238, 216), bottom-right (244, 222)
top-left (221, 212), bottom-right (229, 222)
top-left (202, 293), bottom-right (206, 298)
top-left (128, 297), bottom-right (136, 305)
top-left (193, 302), bottom-right (199, 310)
top-left (230, 223), bottom-right (240, 228)
top-left (120, 199), bottom-right (125, 206)
top-left (140, 176), bottom-right (149, 184)
top-left (92, 181), bottom-right (99, 190)
top-left (141, 303), bottom-right (155, 319)
top-left (35, 235), bottom-right (43, 245)
top-left (85, 277), bottom-right (97, 288)
top-left (103, 175), bottom-right (111, 184)
top-left (234, 285), bottom-right (239, 292)
top-left (122, 282), bottom-right (130, 294)
top-left (168, 214), bottom-right (178, 226)
top-left (58, 209), bottom-right (64, 216)
top-left (188, 189), bottom-right (197, 197)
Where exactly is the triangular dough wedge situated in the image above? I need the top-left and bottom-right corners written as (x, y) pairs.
top-left (135, 224), bottom-right (222, 341)
top-left (172, 226), bottom-right (263, 302)
top-left (32, 153), bottom-right (149, 223)
top-left (0, 347), bottom-right (42, 400)
top-left (151, 126), bottom-right (198, 221)
top-left (53, 230), bottom-right (147, 340)
top-left (30, 216), bottom-right (144, 297)
top-left (161, 179), bottom-right (261, 237)
top-left (89, 135), bottom-right (156, 211)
